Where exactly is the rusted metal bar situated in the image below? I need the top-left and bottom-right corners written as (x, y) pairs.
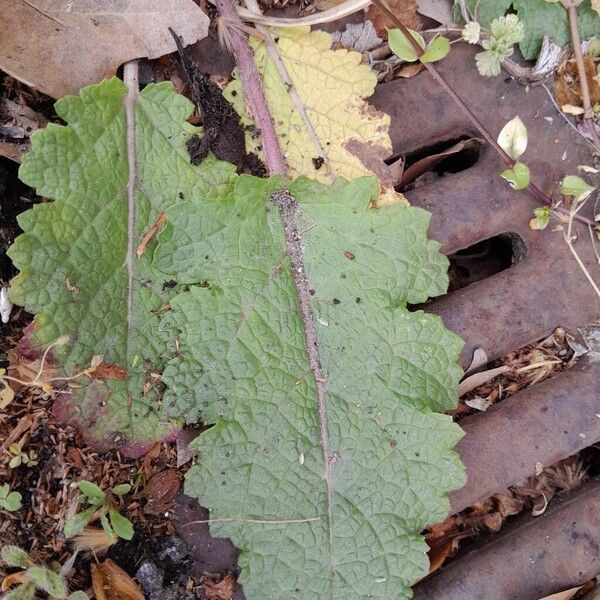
top-left (451, 327), bottom-right (600, 514)
top-left (414, 476), bottom-right (600, 600)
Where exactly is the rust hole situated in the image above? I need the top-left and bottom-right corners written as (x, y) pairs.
top-left (447, 233), bottom-right (526, 293)
top-left (390, 135), bottom-right (482, 191)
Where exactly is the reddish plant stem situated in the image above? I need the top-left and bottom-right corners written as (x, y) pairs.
top-left (215, 0), bottom-right (287, 176)
top-left (370, 0), bottom-right (597, 228)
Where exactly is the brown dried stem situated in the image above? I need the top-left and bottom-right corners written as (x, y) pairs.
top-left (370, 0), bottom-right (597, 229)
top-left (215, 0), bottom-right (287, 176)
top-left (560, 0), bottom-right (600, 152)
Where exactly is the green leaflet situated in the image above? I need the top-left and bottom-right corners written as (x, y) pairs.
top-left (9, 78), bottom-right (237, 449)
top-left (461, 0), bottom-right (600, 59)
top-left (10, 78), bottom-right (465, 596)
top-left (155, 176), bottom-right (465, 596)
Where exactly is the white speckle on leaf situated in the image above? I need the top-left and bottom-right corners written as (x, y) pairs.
top-left (0, 287), bottom-right (12, 324)
top-left (299, 451), bottom-right (304, 465)
top-left (317, 317), bottom-right (328, 327)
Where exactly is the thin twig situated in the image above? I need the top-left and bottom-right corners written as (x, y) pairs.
top-left (21, 0), bottom-right (66, 26)
top-left (369, 0), bottom-right (597, 229)
top-left (564, 197), bottom-right (600, 298)
top-left (221, 0), bottom-right (371, 27)
top-left (561, 0), bottom-right (600, 152)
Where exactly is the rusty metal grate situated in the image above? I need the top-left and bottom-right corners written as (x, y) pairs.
top-left (171, 43), bottom-right (600, 599)
top-left (370, 44), bottom-right (600, 598)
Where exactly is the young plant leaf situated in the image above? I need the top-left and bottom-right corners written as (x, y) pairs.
top-left (78, 480), bottom-right (105, 502)
top-left (111, 483), bottom-right (132, 497)
top-left (420, 36), bottom-right (451, 63)
top-left (530, 206), bottom-right (552, 230)
top-left (501, 161), bottom-right (530, 190)
top-left (64, 506), bottom-right (96, 538)
top-left (108, 507), bottom-right (134, 540)
top-left (388, 27), bottom-right (426, 62)
top-left (1, 546), bottom-right (32, 568)
top-left (497, 116), bottom-right (528, 160)
top-left (561, 175), bottom-right (596, 201)
top-left (25, 566), bottom-right (67, 598)
top-left (460, 0), bottom-right (600, 59)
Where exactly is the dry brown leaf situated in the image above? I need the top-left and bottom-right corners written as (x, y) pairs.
top-left (400, 139), bottom-right (483, 188)
top-left (136, 212), bottom-right (166, 258)
top-left (367, 0), bottom-right (421, 36)
top-left (92, 560), bottom-right (144, 600)
top-left (89, 363), bottom-right (128, 380)
top-left (203, 573), bottom-right (235, 600)
top-left (592, 0), bottom-right (600, 16)
top-left (459, 365), bottom-right (510, 397)
top-left (0, 1), bottom-right (209, 98)
top-left (554, 56), bottom-right (600, 110)
top-left (144, 469), bottom-right (182, 516)
top-left (1, 571), bottom-right (28, 592)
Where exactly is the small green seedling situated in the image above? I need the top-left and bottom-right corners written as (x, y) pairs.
top-left (8, 440), bottom-right (39, 469)
top-left (0, 545), bottom-right (88, 600)
top-left (388, 27), bottom-right (451, 64)
top-left (64, 480), bottom-right (134, 541)
top-left (0, 482), bottom-right (22, 512)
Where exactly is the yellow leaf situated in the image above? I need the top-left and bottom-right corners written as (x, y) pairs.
top-left (0, 384), bottom-right (15, 409)
top-left (225, 27), bottom-right (405, 203)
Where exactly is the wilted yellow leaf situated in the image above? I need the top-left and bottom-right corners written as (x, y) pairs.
top-left (225, 27), bottom-right (405, 203)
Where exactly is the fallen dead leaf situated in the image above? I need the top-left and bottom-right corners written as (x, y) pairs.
top-left (416, 0), bottom-right (456, 25)
top-left (0, 0), bottom-right (209, 98)
top-left (459, 365), bottom-right (510, 397)
top-left (144, 469), bottom-right (182, 516)
top-left (399, 139), bottom-right (483, 189)
top-left (136, 213), bottom-right (166, 258)
top-left (464, 396), bottom-right (493, 411)
top-left (92, 560), bottom-right (144, 600)
top-left (89, 363), bottom-right (128, 380)
top-left (366, 0), bottom-right (421, 36)
top-left (203, 573), bottom-right (235, 600)
top-left (1, 571), bottom-right (28, 592)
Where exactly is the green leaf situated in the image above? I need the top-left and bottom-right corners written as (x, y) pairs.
top-left (68, 593), bottom-right (89, 600)
top-left (420, 36), bottom-right (451, 63)
top-left (64, 506), bottom-right (95, 538)
top-left (4, 582), bottom-right (37, 600)
top-left (1, 545), bottom-right (31, 568)
top-left (108, 507), bottom-right (134, 540)
top-left (561, 175), bottom-right (596, 201)
top-left (465, 0), bottom-right (600, 59)
top-left (111, 483), bottom-right (131, 496)
top-left (11, 78), bottom-right (465, 598)
top-left (388, 27), bottom-right (426, 62)
top-left (456, 0), bottom-right (512, 26)
top-left (154, 173), bottom-right (465, 598)
top-left (0, 490), bottom-right (22, 512)
top-left (100, 513), bottom-right (115, 539)
top-left (9, 78), bottom-right (237, 447)
top-left (78, 480), bottom-right (105, 501)
top-left (26, 566), bottom-right (68, 598)
top-left (530, 206), bottom-right (552, 230)
top-left (497, 116), bottom-right (528, 160)
top-left (501, 162), bottom-right (531, 190)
